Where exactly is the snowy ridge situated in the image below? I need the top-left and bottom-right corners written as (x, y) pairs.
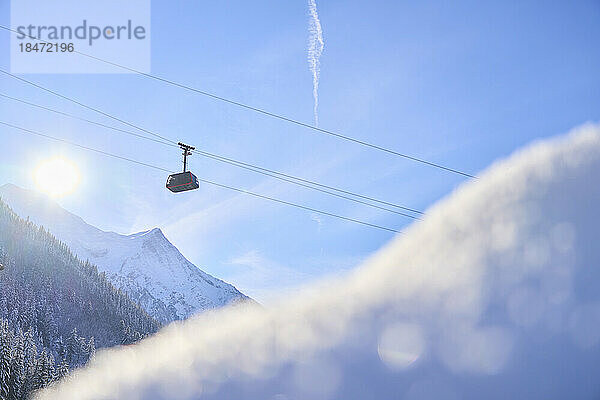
top-left (0, 184), bottom-right (249, 323)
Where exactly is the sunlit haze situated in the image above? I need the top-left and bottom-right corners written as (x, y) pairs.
top-left (33, 157), bottom-right (80, 197)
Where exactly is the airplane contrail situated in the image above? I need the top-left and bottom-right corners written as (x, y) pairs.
top-left (308, 0), bottom-right (324, 127)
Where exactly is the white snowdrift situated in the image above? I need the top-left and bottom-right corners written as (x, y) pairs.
top-left (36, 124), bottom-right (600, 399)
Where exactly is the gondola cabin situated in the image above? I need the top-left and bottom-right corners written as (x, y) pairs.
top-left (166, 171), bottom-right (199, 193)
top-left (166, 142), bottom-right (199, 193)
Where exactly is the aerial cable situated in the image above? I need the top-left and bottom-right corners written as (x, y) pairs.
top-left (0, 120), bottom-right (401, 234)
top-left (0, 93), bottom-right (175, 148)
top-left (190, 151), bottom-right (419, 219)
top-left (0, 91), bottom-right (423, 217)
top-left (0, 24), bottom-right (475, 178)
top-left (0, 69), bottom-right (177, 146)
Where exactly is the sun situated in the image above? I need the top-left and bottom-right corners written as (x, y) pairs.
top-left (34, 158), bottom-right (81, 197)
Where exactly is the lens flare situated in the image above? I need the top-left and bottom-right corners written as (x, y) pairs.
top-left (34, 158), bottom-right (80, 197)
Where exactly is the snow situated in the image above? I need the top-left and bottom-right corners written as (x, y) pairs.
top-left (32, 123), bottom-right (600, 399)
top-left (0, 184), bottom-right (248, 323)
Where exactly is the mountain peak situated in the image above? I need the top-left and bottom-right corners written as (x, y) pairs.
top-left (1, 183), bottom-right (42, 195)
top-left (0, 184), bottom-right (249, 323)
top-left (0, 183), bottom-right (40, 200)
top-left (148, 227), bottom-right (164, 236)
top-left (0, 183), bottom-right (61, 208)
top-left (0, 182), bottom-right (18, 189)
top-left (128, 227), bottom-right (165, 240)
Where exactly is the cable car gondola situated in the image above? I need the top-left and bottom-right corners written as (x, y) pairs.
top-left (166, 142), bottom-right (200, 193)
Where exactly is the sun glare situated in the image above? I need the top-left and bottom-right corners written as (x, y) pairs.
top-left (34, 158), bottom-right (81, 197)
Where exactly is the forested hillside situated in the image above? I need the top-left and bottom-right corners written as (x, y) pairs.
top-left (0, 198), bottom-right (160, 399)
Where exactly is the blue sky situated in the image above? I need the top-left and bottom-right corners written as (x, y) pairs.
top-left (0, 0), bottom-right (599, 301)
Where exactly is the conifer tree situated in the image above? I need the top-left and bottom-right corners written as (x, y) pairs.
top-left (0, 198), bottom-right (160, 397)
top-left (0, 320), bottom-right (12, 400)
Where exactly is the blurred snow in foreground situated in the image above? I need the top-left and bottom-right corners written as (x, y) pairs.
top-left (36, 123), bottom-right (600, 399)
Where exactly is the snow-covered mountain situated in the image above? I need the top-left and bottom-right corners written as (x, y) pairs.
top-left (0, 183), bottom-right (249, 323)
